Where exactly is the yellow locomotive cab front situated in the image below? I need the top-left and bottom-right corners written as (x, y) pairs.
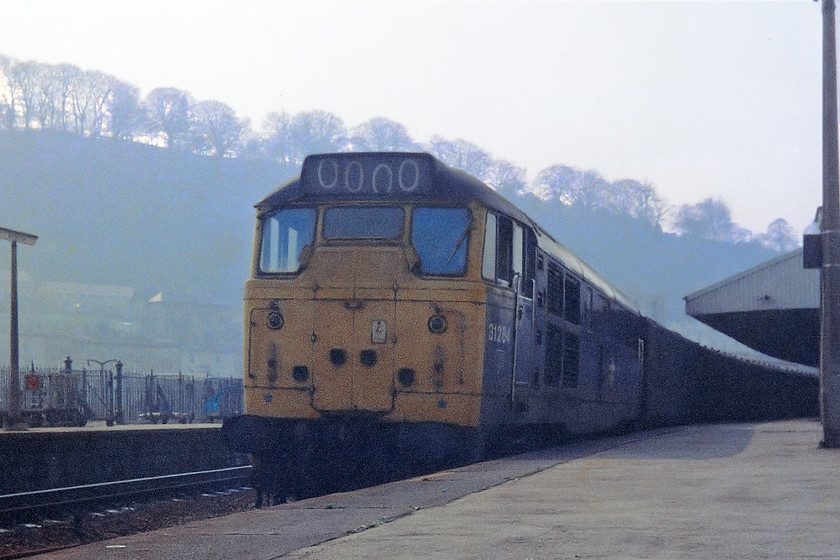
top-left (222, 152), bottom-right (514, 501)
top-left (243, 191), bottom-right (488, 429)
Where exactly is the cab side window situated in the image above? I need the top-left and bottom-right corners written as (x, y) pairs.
top-left (521, 228), bottom-right (537, 298)
top-left (259, 207), bottom-right (316, 274)
top-left (482, 213), bottom-right (497, 281)
top-left (484, 212), bottom-right (515, 285)
top-left (497, 215), bottom-right (513, 283)
top-left (483, 212), bottom-right (535, 296)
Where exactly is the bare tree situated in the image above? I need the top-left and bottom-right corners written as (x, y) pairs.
top-left (2, 59), bottom-right (117, 136)
top-left (190, 100), bottom-right (247, 157)
top-left (674, 198), bottom-right (749, 243)
top-left (574, 170), bottom-right (611, 210)
top-left (261, 111), bottom-right (295, 164)
top-left (532, 165), bottom-right (609, 209)
top-left (50, 64), bottom-right (78, 131)
top-left (144, 87), bottom-right (193, 148)
top-left (88, 72), bottom-right (116, 136)
top-left (350, 117), bottom-right (419, 151)
top-left (30, 62), bottom-right (54, 129)
top-left (28, 63), bottom-right (81, 131)
top-left (611, 178), bottom-right (667, 227)
top-left (68, 68), bottom-right (92, 133)
top-left (261, 110), bottom-right (347, 165)
top-left (533, 165), bottom-right (580, 203)
top-left (68, 70), bottom-right (114, 136)
top-left (428, 137), bottom-right (492, 182)
top-left (756, 218), bottom-right (799, 252)
top-left (534, 165), bottom-right (667, 226)
top-left (107, 81), bottom-right (143, 140)
top-left (6, 60), bottom-right (40, 129)
top-left (291, 110), bottom-right (347, 158)
top-left (0, 55), bottom-right (13, 129)
top-left (486, 159), bottom-right (527, 196)
top-left (0, 99), bottom-right (8, 130)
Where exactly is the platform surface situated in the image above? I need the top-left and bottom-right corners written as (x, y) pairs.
top-left (42, 419), bottom-right (839, 559)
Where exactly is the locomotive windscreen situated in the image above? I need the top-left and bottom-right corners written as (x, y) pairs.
top-left (299, 153), bottom-right (436, 197)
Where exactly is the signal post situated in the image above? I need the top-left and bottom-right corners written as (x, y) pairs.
top-left (0, 227), bottom-right (38, 430)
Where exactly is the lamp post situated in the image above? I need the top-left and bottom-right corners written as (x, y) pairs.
top-left (87, 358), bottom-right (119, 426)
top-left (1, 227), bottom-right (37, 431)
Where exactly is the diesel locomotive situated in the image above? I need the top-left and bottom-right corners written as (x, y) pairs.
top-left (222, 151), bottom-right (817, 501)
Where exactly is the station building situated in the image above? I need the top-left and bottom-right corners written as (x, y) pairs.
top-left (684, 247), bottom-right (819, 367)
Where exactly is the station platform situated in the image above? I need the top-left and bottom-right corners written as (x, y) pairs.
top-left (0, 422), bottom-right (246, 495)
top-left (41, 419), bottom-right (838, 559)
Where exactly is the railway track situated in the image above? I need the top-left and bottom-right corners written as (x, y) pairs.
top-left (0, 466), bottom-right (252, 524)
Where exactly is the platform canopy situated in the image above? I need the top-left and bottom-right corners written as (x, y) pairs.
top-left (684, 248), bottom-right (819, 367)
top-left (0, 227), bottom-right (37, 246)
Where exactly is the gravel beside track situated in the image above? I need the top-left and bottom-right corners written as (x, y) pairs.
top-left (0, 486), bottom-right (257, 558)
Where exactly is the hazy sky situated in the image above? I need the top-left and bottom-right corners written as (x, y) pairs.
top-left (0, 0), bottom-right (825, 234)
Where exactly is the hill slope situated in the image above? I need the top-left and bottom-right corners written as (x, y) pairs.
top-left (0, 131), bottom-right (785, 370)
top-left (1, 130), bottom-right (295, 301)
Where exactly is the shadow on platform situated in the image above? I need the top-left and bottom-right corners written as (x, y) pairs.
top-left (597, 425), bottom-right (755, 461)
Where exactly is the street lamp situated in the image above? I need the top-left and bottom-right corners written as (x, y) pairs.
top-left (87, 358), bottom-right (119, 426)
top-left (1, 227), bottom-right (37, 431)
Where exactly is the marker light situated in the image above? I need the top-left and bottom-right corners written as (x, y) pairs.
top-left (428, 314), bottom-right (448, 334)
top-left (267, 311), bottom-right (284, 330)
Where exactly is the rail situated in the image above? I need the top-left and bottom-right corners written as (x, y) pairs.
top-left (0, 465), bottom-right (252, 522)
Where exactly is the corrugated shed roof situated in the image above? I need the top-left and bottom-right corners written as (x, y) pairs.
top-left (685, 248), bottom-right (819, 316)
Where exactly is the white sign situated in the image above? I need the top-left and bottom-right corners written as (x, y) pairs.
top-left (487, 322), bottom-right (512, 345)
top-left (371, 319), bottom-right (388, 344)
top-left (315, 158), bottom-right (421, 194)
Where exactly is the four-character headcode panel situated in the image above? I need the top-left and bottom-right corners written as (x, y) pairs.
top-left (299, 153), bottom-right (437, 197)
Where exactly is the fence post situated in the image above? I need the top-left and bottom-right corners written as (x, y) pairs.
top-left (115, 361), bottom-right (124, 425)
top-left (107, 368), bottom-right (114, 426)
top-left (178, 371), bottom-right (183, 417)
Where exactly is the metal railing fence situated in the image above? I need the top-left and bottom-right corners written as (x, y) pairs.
top-left (0, 364), bottom-right (243, 425)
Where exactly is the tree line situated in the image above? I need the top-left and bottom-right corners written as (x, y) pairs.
top-left (0, 54), bottom-right (799, 251)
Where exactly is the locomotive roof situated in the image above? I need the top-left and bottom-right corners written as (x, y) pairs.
top-left (536, 233), bottom-right (639, 312)
top-left (255, 152), bottom-right (532, 224)
top-left (256, 152), bottom-right (639, 314)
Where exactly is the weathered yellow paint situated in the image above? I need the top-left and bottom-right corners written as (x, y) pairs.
top-left (246, 300), bottom-right (314, 389)
top-left (244, 387), bottom-right (318, 418)
top-left (311, 299), bottom-right (355, 411)
top-left (389, 391), bottom-right (482, 425)
top-left (349, 298), bottom-right (396, 411)
top-left (393, 300), bottom-right (484, 395)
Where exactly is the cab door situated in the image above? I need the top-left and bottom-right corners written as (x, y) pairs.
top-left (310, 296), bottom-right (397, 414)
top-left (311, 297), bottom-right (354, 412)
top-left (483, 213), bottom-right (538, 404)
top-left (513, 226), bottom-right (537, 388)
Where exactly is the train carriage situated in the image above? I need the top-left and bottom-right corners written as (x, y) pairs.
top-left (223, 152), bottom-right (658, 499)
